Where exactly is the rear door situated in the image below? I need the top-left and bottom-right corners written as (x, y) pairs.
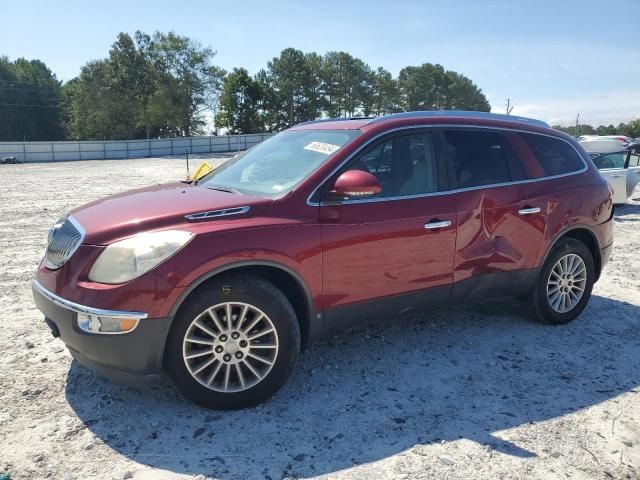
top-left (318, 129), bottom-right (457, 330)
top-left (439, 128), bottom-right (545, 300)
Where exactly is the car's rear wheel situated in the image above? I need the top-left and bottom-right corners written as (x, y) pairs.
top-left (527, 238), bottom-right (595, 325)
top-left (165, 274), bottom-right (300, 409)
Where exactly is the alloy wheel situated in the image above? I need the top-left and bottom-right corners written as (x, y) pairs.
top-left (182, 302), bottom-right (279, 393)
top-left (546, 253), bottom-right (587, 313)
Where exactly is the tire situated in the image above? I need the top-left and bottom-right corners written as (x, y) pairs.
top-left (165, 274), bottom-right (300, 409)
top-left (526, 238), bottom-right (595, 325)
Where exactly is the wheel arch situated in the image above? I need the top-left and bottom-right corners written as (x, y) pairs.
top-left (542, 225), bottom-right (602, 280)
top-left (168, 260), bottom-right (317, 349)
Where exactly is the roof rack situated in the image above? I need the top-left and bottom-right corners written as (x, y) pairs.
top-left (365, 111), bottom-right (550, 128)
top-left (295, 117), bottom-right (374, 126)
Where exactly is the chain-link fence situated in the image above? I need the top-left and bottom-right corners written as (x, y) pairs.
top-left (0, 133), bottom-right (274, 163)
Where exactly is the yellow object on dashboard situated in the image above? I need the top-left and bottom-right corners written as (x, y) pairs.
top-left (192, 161), bottom-right (213, 180)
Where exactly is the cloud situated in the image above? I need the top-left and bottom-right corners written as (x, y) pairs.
top-left (490, 91), bottom-right (640, 126)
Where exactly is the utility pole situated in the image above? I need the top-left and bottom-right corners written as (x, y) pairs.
top-left (506, 98), bottom-right (514, 115)
top-left (576, 113), bottom-right (580, 135)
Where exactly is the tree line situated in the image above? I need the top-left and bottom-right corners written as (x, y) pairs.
top-left (553, 121), bottom-right (640, 139)
top-left (3, 30), bottom-right (491, 141)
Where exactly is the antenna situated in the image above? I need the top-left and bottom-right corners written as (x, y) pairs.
top-left (506, 98), bottom-right (514, 115)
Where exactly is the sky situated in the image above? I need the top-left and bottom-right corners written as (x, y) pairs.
top-left (2, 0), bottom-right (639, 126)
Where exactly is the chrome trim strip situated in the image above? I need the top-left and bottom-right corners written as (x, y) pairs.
top-left (306, 124), bottom-right (589, 207)
top-left (185, 206), bottom-right (251, 221)
top-left (44, 215), bottom-right (86, 270)
top-left (32, 279), bottom-right (148, 321)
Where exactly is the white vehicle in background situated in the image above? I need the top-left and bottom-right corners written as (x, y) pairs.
top-left (589, 147), bottom-right (640, 204)
top-left (579, 136), bottom-right (630, 154)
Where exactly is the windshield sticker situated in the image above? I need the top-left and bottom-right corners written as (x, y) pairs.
top-left (304, 141), bottom-right (341, 155)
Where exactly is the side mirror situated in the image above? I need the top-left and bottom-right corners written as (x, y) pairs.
top-left (332, 170), bottom-right (382, 198)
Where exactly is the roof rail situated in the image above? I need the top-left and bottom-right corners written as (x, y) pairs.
top-left (365, 110), bottom-right (550, 128)
top-left (295, 116), bottom-right (374, 126)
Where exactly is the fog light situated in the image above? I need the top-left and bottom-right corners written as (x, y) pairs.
top-left (77, 313), bottom-right (140, 334)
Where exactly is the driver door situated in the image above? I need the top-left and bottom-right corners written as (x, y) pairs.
top-left (625, 152), bottom-right (640, 198)
top-left (318, 129), bottom-right (457, 331)
top-left (593, 152), bottom-right (628, 203)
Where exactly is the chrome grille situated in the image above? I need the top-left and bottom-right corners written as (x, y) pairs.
top-left (44, 216), bottom-right (85, 269)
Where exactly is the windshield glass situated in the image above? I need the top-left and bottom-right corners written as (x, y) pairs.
top-left (197, 129), bottom-right (360, 197)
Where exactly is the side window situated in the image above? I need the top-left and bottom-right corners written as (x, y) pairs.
top-left (348, 132), bottom-right (439, 198)
top-left (441, 129), bottom-right (516, 188)
top-left (592, 153), bottom-right (626, 170)
top-left (520, 133), bottom-right (585, 176)
top-left (628, 153), bottom-right (640, 168)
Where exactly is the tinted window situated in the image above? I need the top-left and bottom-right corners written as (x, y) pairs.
top-left (520, 133), bottom-right (584, 176)
top-left (442, 130), bottom-right (518, 188)
top-left (592, 152), bottom-right (626, 170)
top-left (348, 132), bottom-right (438, 198)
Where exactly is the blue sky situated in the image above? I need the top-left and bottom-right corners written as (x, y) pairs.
top-left (3, 0), bottom-right (639, 126)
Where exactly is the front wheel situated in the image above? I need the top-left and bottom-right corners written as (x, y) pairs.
top-left (527, 238), bottom-right (595, 325)
top-left (165, 275), bottom-right (300, 409)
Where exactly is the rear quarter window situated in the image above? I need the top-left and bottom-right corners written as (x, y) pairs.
top-left (520, 133), bottom-right (585, 176)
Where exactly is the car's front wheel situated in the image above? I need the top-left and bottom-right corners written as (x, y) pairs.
top-left (165, 274), bottom-right (300, 409)
top-left (527, 238), bottom-right (595, 324)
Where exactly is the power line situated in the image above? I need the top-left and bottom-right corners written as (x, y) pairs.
top-left (0, 85), bottom-right (60, 92)
top-left (0, 94), bottom-right (60, 101)
top-left (0, 103), bottom-right (61, 108)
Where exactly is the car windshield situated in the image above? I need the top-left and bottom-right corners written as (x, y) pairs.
top-left (197, 129), bottom-right (360, 197)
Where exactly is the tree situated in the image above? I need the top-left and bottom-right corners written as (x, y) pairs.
top-left (264, 48), bottom-right (308, 129)
top-left (398, 63), bottom-right (490, 112)
top-left (0, 57), bottom-right (65, 141)
top-left (321, 51), bottom-right (372, 118)
top-left (444, 71), bottom-right (491, 111)
top-left (2, 40), bottom-right (504, 139)
top-left (108, 32), bottom-right (157, 138)
top-left (149, 31), bottom-right (225, 137)
top-left (368, 67), bottom-right (400, 116)
top-left (60, 30), bottom-right (225, 140)
top-left (216, 68), bottom-right (265, 134)
top-left (64, 59), bottom-right (138, 140)
top-left (554, 121), bottom-right (640, 138)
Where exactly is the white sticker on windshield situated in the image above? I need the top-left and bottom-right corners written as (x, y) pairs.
top-left (304, 141), bottom-right (341, 155)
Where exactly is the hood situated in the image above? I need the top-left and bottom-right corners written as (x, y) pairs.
top-left (70, 183), bottom-right (272, 245)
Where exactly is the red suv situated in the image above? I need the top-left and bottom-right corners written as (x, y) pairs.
top-left (33, 111), bottom-right (614, 409)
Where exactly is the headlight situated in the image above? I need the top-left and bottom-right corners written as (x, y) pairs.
top-left (88, 230), bottom-right (194, 284)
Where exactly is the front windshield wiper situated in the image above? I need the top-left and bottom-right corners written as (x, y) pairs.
top-left (206, 185), bottom-right (241, 194)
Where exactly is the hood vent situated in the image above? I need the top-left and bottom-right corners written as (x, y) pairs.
top-left (185, 206), bottom-right (251, 221)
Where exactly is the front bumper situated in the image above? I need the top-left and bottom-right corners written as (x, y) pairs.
top-left (32, 280), bottom-right (172, 386)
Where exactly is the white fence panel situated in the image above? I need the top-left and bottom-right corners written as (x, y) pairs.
top-left (0, 133), bottom-right (274, 163)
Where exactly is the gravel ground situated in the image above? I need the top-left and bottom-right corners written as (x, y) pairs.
top-left (0, 157), bottom-right (639, 480)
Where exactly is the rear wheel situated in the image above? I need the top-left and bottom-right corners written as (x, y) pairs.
top-left (165, 274), bottom-right (300, 409)
top-left (527, 238), bottom-right (595, 325)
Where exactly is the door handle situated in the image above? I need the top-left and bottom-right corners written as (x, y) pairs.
top-left (424, 220), bottom-right (452, 230)
top-left (518, 207), bottom-right (541, 215)
top-left (610, 174), bottom-right (623, 178)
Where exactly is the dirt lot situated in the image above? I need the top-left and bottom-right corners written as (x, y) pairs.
top-left (1, 157), bottom-right (639, 480)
